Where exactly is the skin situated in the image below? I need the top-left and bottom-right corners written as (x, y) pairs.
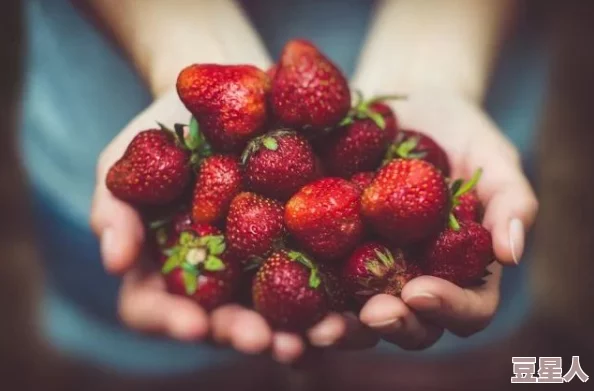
top-left (88, 0), bottom-right (537, 363)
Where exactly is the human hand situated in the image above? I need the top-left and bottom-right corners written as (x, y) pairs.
top-left (357, 88), bottom-right (538, 349)
top-left (90, 89), bottom-right (377, 363)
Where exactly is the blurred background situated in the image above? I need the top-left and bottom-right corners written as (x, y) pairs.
top-left (1, 0), bottom-right (593, 390)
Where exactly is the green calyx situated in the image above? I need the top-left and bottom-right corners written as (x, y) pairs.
top-left (366, 248), bottom-right (395, 277)
top-left (287, 250), bottom-right (321, 289)
top-left (161, 232), bottom-right (227, 295)
top-left (339, 90), bottom-right (407, 130)
top-left (159, 117), bottom-right (212, 168)
top-left (383, 133), bottom-right (426, 165)
top-left (448, 168), bottom-right (483, 231)
top-left (240, 129), bottom-right (296, 165)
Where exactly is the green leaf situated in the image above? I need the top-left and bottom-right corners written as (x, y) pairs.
top-left (366, 110), bottom-right (386, 130)
top-left (262, 137), bottom-right (278, 151)
top-left (200, 235), bottom-right (226, 255)
top-left (179, 231), bottom-right (195, 246)
top-left (308, 268), bottom-right (321, 289)
top-left (161, 253), bottom-right (180, 274)
top-left (395, 137), bottom-right (419, 158)
top-left (366, 94), bottom-right (408, 105)
top-left (182, 269), bottom-right (198, 295)
top-left (365, 260), bottom-right (384, 277)
top-left (288, 251), bottom-right (313, 269)
top-left (455, 168), bottom-right (483, 197)
top-left (204, 255), bottom-right (225, 272)
top-left (338, 116), bottom-right (355, 127)
top-left (449, 213), bottom-right (461, 231)
top-left (156, 121), bottom-right (173, 133)
top-left (374, 249), bottom-right (394, 268)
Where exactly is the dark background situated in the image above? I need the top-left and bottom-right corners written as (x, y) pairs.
top-left (1, 0), bottom-right (593, 390)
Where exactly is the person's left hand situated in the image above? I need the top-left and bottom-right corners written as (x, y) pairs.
top-left (357, 88), bottom-right (538, 349)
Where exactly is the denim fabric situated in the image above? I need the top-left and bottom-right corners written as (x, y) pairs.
top-left (20, 0), bottom-right (547, 374)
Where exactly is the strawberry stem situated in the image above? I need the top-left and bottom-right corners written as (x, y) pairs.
top-left (454, 168), bottom-right (483, 198)
top-left (449, 213), bottom-right (461, 231)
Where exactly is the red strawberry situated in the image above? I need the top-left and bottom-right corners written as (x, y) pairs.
top-left (242, 130), bottom-right (318, 200)
top-left (192, 155), bottom-right (242, 224)
top-left (152, 210), bottom-right (221, 262)
top-left (252, 250), bottom-right (328, 331)
top-left (368, 102), bottom-right (399, 142)
top-left (177, 64), bottom-right (270, 152)
top-left (266, 65), bottom-right (277, 79)
top-left (285, 178), bottom-right (363, 262)
top-left (319, 265), bottom-right (349, 311)
top-left (421, 220), bottom-right (494, 287)
top-left (320, 95), bottom-right (403, 178)
top-left (450, 169), bottom-right (483, 223)
top-left (226, 192), bottom-right (285, 264)
top-left (385, 129), bottom-right (451, 176)
top-left (106, 129), bottom-right (192, 205)
top-left (161, 230), bottom-right (239, 311)
top-left (350, 172), bottom-right (375, 191)
top-left (343, 242), bottom-right (422, 303)
top-left (361, 159), bottom-right (450, 245)
top-left (271, 39), bottom-right (351, 131)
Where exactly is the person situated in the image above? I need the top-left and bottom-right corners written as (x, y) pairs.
top-left (22, 0), bottom-right (540, 373)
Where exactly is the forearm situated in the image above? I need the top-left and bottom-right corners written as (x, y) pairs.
top-left (353, 0), bottom-right (517, 103)
top-left (86, 0), bottom-right (271, 97)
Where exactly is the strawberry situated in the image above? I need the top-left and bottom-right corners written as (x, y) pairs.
top-left (450, 169), bottom-right (483, 223)
top-left (319, 265), bottom-right (349, 311)
top-left (285, 178), bottom-right (363, 262)
top-left (106, 128), bottom-right (193, 205)
top-left (320, 94), bottom-right (403, 178)
top-left (242, 130), bottom-right (318, 200)
top-left (226, 192), bottom-right (285, 264)
top-left (350, 172), bottom-right (375, 191)
top-left (266, 65), bottom-right (277, 79)
top-left (177, 64), bottom-right (270, 152)
top-left (252, 250), bottom-right (328, 331)
top-left (361, 159), bottom-right (450, 245)
top-left (192, 155), bottom-right (242, 224)
top-left (385, 129), bottom-right (451, 176)
top-left (161, 230), bottom-right (239, 311)
top-left (342, 242), bottom-right (422, 303)
top-left (421, 220), bottom-right (494, 287)
top-left (271, 39), bottom-right (351, 132)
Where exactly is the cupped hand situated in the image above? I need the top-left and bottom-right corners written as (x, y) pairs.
top-left (90, 89), bottom-right (377, 364)
top-left (358, 89), bottom-right (538, 349)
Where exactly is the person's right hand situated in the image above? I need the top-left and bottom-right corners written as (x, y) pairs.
top-left (90, 89), bottom-right (378, 364)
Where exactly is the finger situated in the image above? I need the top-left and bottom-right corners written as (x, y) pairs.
top-left (401, 264), bottom-right (501, 337)
top-left (336, 312), bottom-right (379, 350)
top-left (90, 185), bottom-right (144, 274)
top-left (467, 133), bottom-right (538, 266)
top-left (307, 313), bottom-right (347, 348)
top-left (272, 332), bottom-right (305, 364)
top-left (118, 269), bottom-right (208, 341)
top-left (211, 305), bottom-right (272, 354)
top-left (359, 294), bottom-right (442, 350)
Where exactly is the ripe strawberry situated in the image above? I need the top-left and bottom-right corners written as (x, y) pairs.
top-left (450, 169), bottom-right (483, 223)
top-left (285, 178), bottom-right (363, 262)
top-left (177, 64), bottom-right (270, 152)
top-left (161, 230), bottom-right (239, 311)
top-left (320, 94), bottom-right (403, 178)
top-left (226, 192), bottom-right (285, 264)
top-left (421, 220), bottom-right (494, 287)
top-left (266, 65), bottom-right (277, 79)
top-left (106, 128), bottom-right (192, 205)
top-left (319, 265), bottom-right (349, 311)
top-left (271, 39), bottom-right (351, 131)
top-left (385, 129), bottom-right (451, 176)
top-left (252, 250), bottom-right (328, 331)
top-left (242, 130), bottom-right (318, 200)
top-left (343, 242), bottom-right (422, 303)
top-left (350, 171), bottom-right (375, 191)
top-left (361, 159), bottom-right (450, 245)
top-left (192, 155), bottom-right (242, 224)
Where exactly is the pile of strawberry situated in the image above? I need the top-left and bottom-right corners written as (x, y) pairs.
top-left (106, 40), bottom-right (494, 332)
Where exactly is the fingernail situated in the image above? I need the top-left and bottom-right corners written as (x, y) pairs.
top-left (273, 334), bottom-right (298, 364)
top-left (405, 293), bottom-right (441, 312)
top-left (509, 218), bottom-right (525, 265)
top-left (369, 318), bottom-right (402, 330)
top-left (100, 228), bottom-right (116, 264)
